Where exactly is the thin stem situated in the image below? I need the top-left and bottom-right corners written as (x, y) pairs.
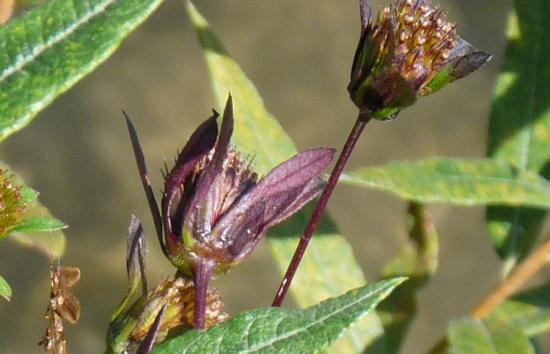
top-left (194, 259), bottom-right (214, 329)
top-left (272, 112), bottom-right (371, 307)
top-left (471, 231), bottom-right (550, 319)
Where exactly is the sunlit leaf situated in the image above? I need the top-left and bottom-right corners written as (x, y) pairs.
top-left (490, 283), bottom-right (550, 337)
top-left (342, 158), bottom-right (550, 207)
top-left (11, 215), bottom-right (66, 233)
top-left (0, 0), bottom-right (163, 141)
top-left (151, 278), bottom-right (405, 354)
top-left (486, 1), bottom-right (550, 266)
top-left (0, 274), bottom-right (12, 301)
top-left (448, 318), bottom-right (534, 354)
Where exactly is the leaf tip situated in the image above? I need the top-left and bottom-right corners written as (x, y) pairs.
top-left (185, 1), bottom-right (207, 29)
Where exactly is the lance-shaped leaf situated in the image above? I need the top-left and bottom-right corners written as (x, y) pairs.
top-left (448, 318), bottom-right (534, 354)
top-left (0, 0), bottom-right (163, 141)
top-left (151, 278), bottom-right (405, 354)
top-left (342, 158), bottom-right (550, 208)
top-left (489, 283), bottom-right (550, 337)
top-left (186, 3), bottom-right (386, 352)
top-left (377, 202), bottom-right (438, 353)
top-left (0, 274), bottom-right (12, 301)
top-left (486, 0), bottom-right (550, 267)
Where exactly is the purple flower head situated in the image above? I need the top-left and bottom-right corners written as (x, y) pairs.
top-left (348, 0), bottom-right (491, 120)
top-left (125, 96), bottom-right (335, 277)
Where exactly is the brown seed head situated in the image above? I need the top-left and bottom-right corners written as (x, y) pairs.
top-left (377, 0), bottom-right (458, 92)
top-left (129, 276), bottom-right (228, 344)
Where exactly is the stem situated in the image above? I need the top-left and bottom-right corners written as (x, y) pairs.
top-left (272, 112), bottom-right (371, 307)
top-left (194, 259), bottom-right (214, 329)
top-left (471, 231), bottom-right (550, 319)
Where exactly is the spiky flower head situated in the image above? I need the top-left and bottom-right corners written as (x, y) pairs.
top-left (124, 96), bottom-right (335, 279)
top-left (348, 0), bottom-right (491, 119)
top-left (161, 97), bottom-right (335, 276)
top-left (0, 169), bottom-right (26, 238)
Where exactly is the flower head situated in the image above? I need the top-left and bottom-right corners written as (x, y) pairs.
top-left (161, 97), bottom-right (334, 275)
top-left (348, 0), bottom-right (491, 119)
top-left (125, 96), bottom-right (335, 278)
top-left (0, 169), bottom-right (26, 238)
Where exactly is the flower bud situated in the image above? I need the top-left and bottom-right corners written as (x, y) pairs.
top-left (161, 96), bottom-right (335, 276)
top-left (348, 0), bottom-right (491, 119)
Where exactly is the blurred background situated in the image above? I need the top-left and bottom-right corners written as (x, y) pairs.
top-left (1, 0), bottom-right (543, 352)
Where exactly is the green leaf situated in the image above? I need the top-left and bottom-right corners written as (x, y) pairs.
top-left (448, 318), bottom-right (534, 354)
top-left (11, 215), bottom-right (66, 233)
top-left (486, 1), bottom-right (550, 266)
top-left (0, 274), bottom-right (12, 301)
top-left (186, 3), bottom-right (386, 353)
top-left (151, 278), bottom-right (405, 354)
top-left (490, 284), bottom-right (550, 337)
top-left (0, 0), bottom-right (163, 141)
top-left (377, 203), bottom-right (438, 353)
top-left (342, 158), bottom-right (550, 208)
top-left (0, 162), bottom-right (66, 258)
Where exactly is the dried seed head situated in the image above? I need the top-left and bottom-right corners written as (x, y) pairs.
top-left (40, 264), bottom-right (81, 354)
top-left (129, 276), bottom-right (228, 344)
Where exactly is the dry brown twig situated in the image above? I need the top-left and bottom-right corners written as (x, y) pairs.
top-left (40, 264), bottom-right (81, 354)
top-left (0, 0), bottom-right (15, 24)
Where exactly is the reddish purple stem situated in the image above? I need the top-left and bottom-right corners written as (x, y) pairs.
top-left (194, 259), bottom-right (214, 329)
top-left (272, 112), bottom-right (371, 307)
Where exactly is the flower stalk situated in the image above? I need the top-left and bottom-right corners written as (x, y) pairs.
top-left (125, 95), bottom-right (334, 328)
top-left (273, 0), bottom-right (490, 307)
top-left (272, 112), bottom-right (371, 307)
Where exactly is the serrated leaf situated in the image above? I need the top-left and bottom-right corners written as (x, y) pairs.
top-left (0, 274), bottom-right (12, 301)
top-left (342, 158), bottom-right (550, 208)
top-left (377, 203), bottom-right (438, 353)
top-left (448, 318), bottom-right (534, 354)
top-left (186, 3), bottom-right (385, 353)
top-left (490, 284), bottom-right (550, 337)
top-left (11, 215), bottom-right (66, 233)
top-left (151, 278), bottom-right (405, 354)
top-left (0, 0), bottom-right (163, 141)
top-left (486, 1), bottom-right (550, 266)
